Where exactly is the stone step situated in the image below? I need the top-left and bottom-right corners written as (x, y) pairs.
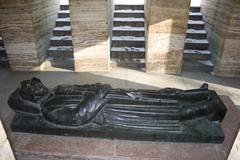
top-left (115, 5), bottom-right (144, 11)
top-left (0, 47), bottom-right (9, 66)
top-left (0, 56), bottom-right (9, 67)
top-left (0, 54), bottom-right (8, 60)
top-left (114, 10), bottom-right (144, 14)
top-left (111, 46), bottom-right (146, 52)
top-left (56, 18), bottom-right (70, 27)
top-left (50, 36), bottom-right (73, 46)
top-left (113, 21), bottom-right (145, 27)
top-left (111, 51), bottom-right (145, 59)
top-left (114, 10), bottom-right (144, 18)
top-left (53, 26), bottom-right (72, 36)
top-left (113, 18), bottom-right (145, 27)
top-left (113, 17), bottom-right (145, 22)
top-left (188, 20), bottom-right (205, 30)
top-left (189, 12), bottom-right (203, 20)
top-left (111, 58), bottom-right (145, 69)
top-left (186, 29), bottom-right (207, 39)
top-left (60, 5), bottom-right (69, 10)
top-left (112, 26), bottom-right (145, 31)
top-left (112, 36), bottom-right (145, 41)
top-left (111, 47), bottom-right (145, 58)
top-left (190, 7), bottom-right (201, 13)
top-left (112, 38), bottom-right (145, 48)
top-left (48, 46), bottom-right (73, 58)
top-left (0, 47), bottom-right (6, 54)
top-left (183, 60), bottom-right (213, 72)
top-left (185, 39), bottom-right (209, 50)
top-left (0, 37), bottom-right (4, 46)
top-left (45, 57), bottom-right (74, 70)
top-left (112, 31), bottom-right (145, 37)
top-left (58, 10), bottom-right (70, 18)
top-left (183, 49), bottom-right (211, 60)
top-left (112, 26), bottom-right (145, 37)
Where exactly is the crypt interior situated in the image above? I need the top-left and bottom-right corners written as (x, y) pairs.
top-left (0, 0), bottom-right (240, 159)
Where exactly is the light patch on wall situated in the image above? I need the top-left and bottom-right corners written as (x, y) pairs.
top-left (191, 0), bottom-right (202, 6)
top-left (60, 0), bottom-right (69, 5)
top-left (150, 19), bottom-right (174, 33)
top-left (74, 40), bottom-right (109, 59)
top-left (114, 0), bottom-right (145, 5)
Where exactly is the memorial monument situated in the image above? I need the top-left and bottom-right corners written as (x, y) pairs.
top-left (8, 78), bottom-right (227, 143)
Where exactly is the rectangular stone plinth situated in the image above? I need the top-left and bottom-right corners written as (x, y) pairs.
top-left (69, 0), bottom-right (110, 72)
top-left (202, 0), bottom-right (240, 77)
top-left (146, 0), bottom-right (190, 74)
top-left (3, 96), bottom-right (240, 160)
top-left (0, 0), bottom-right (59, 71)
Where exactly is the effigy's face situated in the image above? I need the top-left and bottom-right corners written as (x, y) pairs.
top-left (25, 79), bottom-right (48, 101)
top-left (30, 79), bottom-right (49, 101)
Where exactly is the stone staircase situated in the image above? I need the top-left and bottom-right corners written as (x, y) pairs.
top-left (46, 4), bottom-right (74, 70)
top-left (111, 4), bottom-right (146, 70)
top-left (183, 7), bottom-right (213, 72)
top-left (0, 36), bottom-right (9, 67)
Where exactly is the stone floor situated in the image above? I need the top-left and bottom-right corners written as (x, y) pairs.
top-left (0, 67), bottom-right (240, 120)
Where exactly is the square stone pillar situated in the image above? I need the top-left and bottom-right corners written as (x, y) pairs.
top-left (69, 0), bottom-right (111, 72)
top-left (202, 0), bottom-right (240, 77)
top-left (146, 0), bottom-right (191, 74)
top-left (0, 0), bottom-right (59, 71)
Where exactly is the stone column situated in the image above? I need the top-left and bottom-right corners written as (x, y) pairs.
top-left (69, 0), bottom-right (110, 72)
top-left (0, 0), bottom-right (59, 71)
top-left (146, 0), bottom-right (191, 74)
top-left (202, 0), bottom-right (240, 77)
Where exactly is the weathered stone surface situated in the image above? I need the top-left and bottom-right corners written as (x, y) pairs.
top-left (0, 0), bottom-right (59, 71)
top-left (202, 0), bottom-right (240, 77)
top-left (146, 0), bottom-right (191, 74)
top-left (69, 0), bottom-right (110, 72)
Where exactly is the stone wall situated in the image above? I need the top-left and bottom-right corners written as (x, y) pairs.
top-left (146, 0), bottom-right (191, 74)
top-left (202, 0), bottom-right (240, 77)
top-left (0, 0), bottom-right (59, 71)
top-left (69, 0), bottom-right (110, 72)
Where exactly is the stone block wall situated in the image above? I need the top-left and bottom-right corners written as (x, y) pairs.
top-left (202, 0), bottom-right (240, 77)
top-left (0, 0), bottom-right (59, 71)
top-left (69, 0), bottom-right (110, 72)
top-left (146, 0), bottom-right (191, 74)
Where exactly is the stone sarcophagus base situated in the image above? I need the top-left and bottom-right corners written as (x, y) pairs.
top-left (8, 78), bottom-right (227, 143)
